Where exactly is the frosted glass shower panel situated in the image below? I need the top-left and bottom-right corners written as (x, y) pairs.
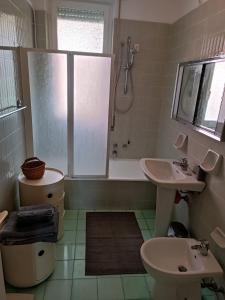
top-left (73, 55), bottom-right (111, 176)
top-left (28, 52), bottom-right (68, 173)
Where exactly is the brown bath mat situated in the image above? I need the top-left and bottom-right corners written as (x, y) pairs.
top-left (85, 212), bottom-right (146, 275)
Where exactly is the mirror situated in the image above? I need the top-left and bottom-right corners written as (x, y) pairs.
top-left (177, 64), bottom-right (202, 123)
top-left (172, 57), bottom-right (225, 141)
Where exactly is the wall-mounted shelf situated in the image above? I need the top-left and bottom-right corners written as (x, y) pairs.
top-left (0, 106), bottom-right (26, 120)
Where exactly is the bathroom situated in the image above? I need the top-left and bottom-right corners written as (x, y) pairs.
top-left (0, 0), bottom-right (225, 299)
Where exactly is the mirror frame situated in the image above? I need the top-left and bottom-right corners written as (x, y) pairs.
top-left (171, 56), bottom-right (225, 142)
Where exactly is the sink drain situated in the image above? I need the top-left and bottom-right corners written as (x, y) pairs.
top-left (178, 265), bottom-right (187, 272)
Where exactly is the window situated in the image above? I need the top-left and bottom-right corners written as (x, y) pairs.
top-left (56, 1), bottom-right (112, 54)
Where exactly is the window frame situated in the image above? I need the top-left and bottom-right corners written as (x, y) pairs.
top-left (51, 0), bottom-right (113, 54)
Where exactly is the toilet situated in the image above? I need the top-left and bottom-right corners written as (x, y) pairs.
top-left (140, 237), bottom-right (223, 300)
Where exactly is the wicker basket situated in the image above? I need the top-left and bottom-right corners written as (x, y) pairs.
top-left (21, 157), bottom-right (45, 180)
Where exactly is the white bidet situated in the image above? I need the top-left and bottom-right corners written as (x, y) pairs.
top-left (141, 237), bottom-right (223, 300)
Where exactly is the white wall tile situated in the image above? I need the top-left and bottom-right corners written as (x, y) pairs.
top-left (110, 19), bottom-right (170, 158)
top-left (0, 0), bottom-right (33, 211)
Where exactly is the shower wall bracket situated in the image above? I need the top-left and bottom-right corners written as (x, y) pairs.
top-left (0, 106), bottom-right (26, 120)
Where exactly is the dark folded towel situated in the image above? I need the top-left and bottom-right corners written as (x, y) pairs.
top-left (17, 204), bottom-right (54, 225)
top-left (0, 205), bottom-right (59, 245)
top-left (19, 204), bottom-right (54, 212)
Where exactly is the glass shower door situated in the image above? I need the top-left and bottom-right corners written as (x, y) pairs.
top-left (23, 49), bottom-right (112, 177)
top-left (73, 54), bottom-right (111, 176)
top-left (26, 50), bottom-right (68, 173)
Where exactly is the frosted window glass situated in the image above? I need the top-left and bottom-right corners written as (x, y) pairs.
top-left (73, 55), bottom-right (111, 176)
top-left (57, 8), bottom-right (104, 53)
top-left (0, 49), bottom-right (19, 110)
top-left (28, 52), bottom-right (68, 173)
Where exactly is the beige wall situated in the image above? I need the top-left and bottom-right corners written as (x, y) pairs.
top-left (156, 0), bottom-right (225, 271)
top-left (0, 0), bottom-right (34, 210)
top-left (34, 10), bottom-right (49, 48)
top-left (0, 0), bottom-right (34, 47)
top-left (110, 19), bottom-right (170, 158)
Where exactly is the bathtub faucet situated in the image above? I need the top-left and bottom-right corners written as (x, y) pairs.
top-left (112, 143), bottom-right (118, 159)
top-left (112, 150), bottom-right (118, 159)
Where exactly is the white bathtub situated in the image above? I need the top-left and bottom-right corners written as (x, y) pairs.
top-left (108, 159), bottom-right (148, 181)
top-left (65, 159), bottom-right (156, 210)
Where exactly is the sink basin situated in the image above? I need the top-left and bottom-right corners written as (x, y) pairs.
top-left (141, 237), bottom-right (223, 282)
top-left (140, 158), bottom-right (205, 192)
top-left (140, 237), bottom-right (223, 300)
top-left (140, 158), bottom-right (206, 237)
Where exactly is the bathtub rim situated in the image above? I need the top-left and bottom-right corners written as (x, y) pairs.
top-left (65, 159), bottom-right (149, 182)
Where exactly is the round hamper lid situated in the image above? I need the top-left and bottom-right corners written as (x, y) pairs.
top-left (18, 167), bottom-right (64, 186)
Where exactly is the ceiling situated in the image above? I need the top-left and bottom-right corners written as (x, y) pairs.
top-left (118, 0), bottom-right (208, 23)
top-left (30, 0), bottom-right (208, 24)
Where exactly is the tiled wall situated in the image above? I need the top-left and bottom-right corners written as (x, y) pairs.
top-left (155, 0), bottom-right (225, 270)
top-left (34, 10), bottom-right (49, 48)
top-left (110, 19), bottom-right (170, 158)
top-left (0, 0), bottom-right (33, 47)
top-left (0, 0), bottom-right (33, 211)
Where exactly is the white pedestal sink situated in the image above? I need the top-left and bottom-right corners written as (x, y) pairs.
top-left (140, 159), bottom-right (205, 236)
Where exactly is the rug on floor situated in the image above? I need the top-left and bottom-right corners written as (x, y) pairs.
top-left (86, 212), bottom-right (146, 275)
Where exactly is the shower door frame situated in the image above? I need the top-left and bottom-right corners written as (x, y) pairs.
top-left (19, 47), bottom-right (114, 178)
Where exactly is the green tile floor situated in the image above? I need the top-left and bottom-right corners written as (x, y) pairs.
top-left (6, 210), bottom-right (217, 300)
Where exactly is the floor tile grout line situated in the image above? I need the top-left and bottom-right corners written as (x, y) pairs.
top-left (69, 278), bottom-right (73, 300)
top-left (96, 276), bottom-right (99, 300)
top-left (72, 210), bottom-right (79, 277)
top-left (75, 212), bottom-right (79, 245)
top-left (120, 275), bottom-right (126, 300)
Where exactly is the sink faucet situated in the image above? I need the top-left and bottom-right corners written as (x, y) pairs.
top-left (173, 158), bottom-right (188, 171)
top-left (191, 240), bottom-right (209, 256)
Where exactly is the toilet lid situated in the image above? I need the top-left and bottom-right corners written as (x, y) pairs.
top-left (18, 168), bottom-right (64, 186)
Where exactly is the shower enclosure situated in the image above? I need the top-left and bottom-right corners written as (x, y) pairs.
top-left (0, 46), bottom-right (155, 209)
top-left (19, 48), bottom-right (112, 177)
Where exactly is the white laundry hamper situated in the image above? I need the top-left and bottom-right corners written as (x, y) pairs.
top-left (18, 168), bottom-right (65, 240)
top-left (1, 242), bottom-right (55, 288)
top-left (0, 208), bottom-right (57, 288)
